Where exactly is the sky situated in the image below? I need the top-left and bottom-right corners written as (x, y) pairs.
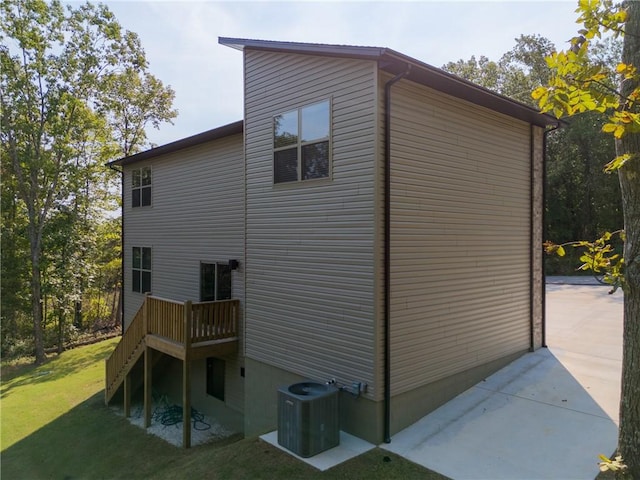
top-left (87, 1), bottom-right (583, 147)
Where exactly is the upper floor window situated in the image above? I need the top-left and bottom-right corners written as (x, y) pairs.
top-left (132, 246), bottom-right (151, 293)
top-left (273, 100), bottom-right (331, 184)
top-left (132, 166), bottom-right (151, 207)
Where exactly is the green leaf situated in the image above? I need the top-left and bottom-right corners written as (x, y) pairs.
top-left (531, 86), bottom-right (546, 100)
top-left (604, 154), bottom-right (631, 172)
top-left (614, 125), bottom-right (625, 138)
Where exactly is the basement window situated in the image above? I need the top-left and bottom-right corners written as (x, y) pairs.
top-left (273, 100), bottom-right (331, 183)
top-left (132, 166), bottom-right (151, 207)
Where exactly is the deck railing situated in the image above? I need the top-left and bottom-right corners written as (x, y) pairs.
top-left (105, 295), bottom-right (240, 403)
top-left (191, 299), bottom-right (239, 343)
top-left (147, 296), bottom-right (185, 344)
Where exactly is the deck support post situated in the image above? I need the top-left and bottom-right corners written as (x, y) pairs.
top-left (144, 347), bottom-right (152, 428)
top-left (183, 300), bottom-right (192, 449)
top-left (143, 294), bottom-right (152, 428)
top-left (124, 372), bottom-right (131, 418)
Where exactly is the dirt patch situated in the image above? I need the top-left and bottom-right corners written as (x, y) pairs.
top-left (113, 400), bottom-right (235, 447)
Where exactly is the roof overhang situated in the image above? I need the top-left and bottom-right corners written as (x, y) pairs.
top-left (107, 120), bottom-right (243, 168)
top-left (219, 37), bottom-right (560, 129)
top-left (220, 37), bottom-right (386, 61)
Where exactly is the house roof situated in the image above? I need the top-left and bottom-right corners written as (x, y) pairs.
top-left (219, 37), bottom-right (560, 129)
top-left (107, 120), bottom-right (243, 167)
top-left (110, 38), bottom-right (560, 168)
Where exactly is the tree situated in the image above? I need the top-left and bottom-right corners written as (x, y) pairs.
top-left (545, 111), bottom-right (623, 274)
top-left (0, 0), bottom-right (176, 363)
top-left (442, 55), bottom-right (501, 92)
top-left (497, 34), bottom-right (557, 104)
top-left (443, 34), bottom-right (557, 106)
top-left (533, 0), bottom-right (640, 473)
top-left (100, 68), bottom-right (177, 156)
top-left (0, 159), bottom-right (30, 352)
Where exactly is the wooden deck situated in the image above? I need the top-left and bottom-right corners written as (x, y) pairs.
top-left (104, 295), bottom-right (240, 448)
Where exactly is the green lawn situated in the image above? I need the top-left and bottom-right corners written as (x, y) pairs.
top-left (1, 339), bottom-right (448, 479)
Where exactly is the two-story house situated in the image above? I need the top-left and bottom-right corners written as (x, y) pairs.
top-left (105, 38), bottom-right (558, 448)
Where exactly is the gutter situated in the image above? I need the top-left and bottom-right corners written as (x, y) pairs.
top-left (109, 163), bottom-right (125, 336)
top-left (383, 65), bottom-right (411, 444)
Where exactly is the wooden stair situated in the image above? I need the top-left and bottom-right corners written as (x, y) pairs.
top-left (104, 295), bottom-right (240, 448)
top-left (105, 304), bottom-right (146, 404)
top-left (105, 295), bottom-right (240, 405)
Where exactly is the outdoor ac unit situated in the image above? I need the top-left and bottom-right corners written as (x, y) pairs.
top-left (277, 381), bottom-right (339, 457)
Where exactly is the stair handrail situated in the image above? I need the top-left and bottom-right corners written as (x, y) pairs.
top-left (105, 298), bottom-right (146, 401)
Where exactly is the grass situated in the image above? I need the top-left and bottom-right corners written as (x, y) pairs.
top-left (1, 339), bottom-right (449, 479)
top-left (1, 337), bottom-right (120, 449)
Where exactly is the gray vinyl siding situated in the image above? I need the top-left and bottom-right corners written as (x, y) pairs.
top-left (122, 134), bottom-right (245, 410)
top-left (243, 50), bottom-right (379, 396)
top-left (386, 75), bottom-right (532, 396)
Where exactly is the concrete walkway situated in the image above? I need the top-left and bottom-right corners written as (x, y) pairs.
top-left (382, 281), bottom-right (623, 480)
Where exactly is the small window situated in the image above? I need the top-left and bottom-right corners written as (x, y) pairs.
top-left (132, 166), bottom-right (151, 207)
top-left (132, 247), bottom-right (151, 293)
top-left (200, 263), bottom-right (232, 302)
top-left (206, 357), bottom-right (225, 401)
top-left (273, 100), bottom-right (330, 184)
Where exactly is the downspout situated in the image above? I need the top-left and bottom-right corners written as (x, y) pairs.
top-left (383, 65), bottom-right (411, 444)
top-left (109, 163), bottom-right (125, 336)
top-left (541, 123), bottom-right (560, 348)
top-left (529, 125), bottom-right (535, 351)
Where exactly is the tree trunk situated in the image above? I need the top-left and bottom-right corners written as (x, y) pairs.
top-left (116, 288), bottom-right (122, 328)
top-left (74, 300), bottom-right (82, 329)
top-left (617, 1), bottom-right (640, 473)
top-left (57, 308), bottom-right (64, 355)
top-left (617, 151), bottom-right (640, 475)
top-left (29, 243), bottom-right (46, 365)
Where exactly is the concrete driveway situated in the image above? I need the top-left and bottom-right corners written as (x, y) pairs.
top-left (382, 279), bottom-right (623, 480)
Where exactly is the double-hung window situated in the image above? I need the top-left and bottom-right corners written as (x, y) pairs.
top-left (200, 263), bottom-right (232, 301)
top-left (132, 166), bottom-right (151, 207)
top-left (273, 100), bottom-right (331, 184)
top-left (132, 247), bottom-right (151, 293)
